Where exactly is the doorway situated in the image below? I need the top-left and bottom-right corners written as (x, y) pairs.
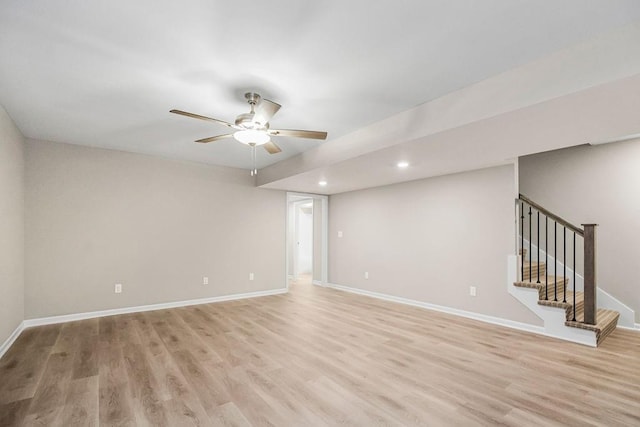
top-left (295, 201), bottom-right (313, 278)
top-left (286, 192), bottom-right (328, 289)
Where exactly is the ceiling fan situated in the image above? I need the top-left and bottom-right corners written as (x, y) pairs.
top-left (170, 92), bottom-right (328, 176)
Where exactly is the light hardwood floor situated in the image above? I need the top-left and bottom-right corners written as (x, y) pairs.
top-left (1, 277), bottom-right (640, 426)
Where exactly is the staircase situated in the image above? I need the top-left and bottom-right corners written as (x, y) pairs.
top-left (512, 195), bottom-right (620, 347)
top-left (514, 249), bottom-right (619, 346)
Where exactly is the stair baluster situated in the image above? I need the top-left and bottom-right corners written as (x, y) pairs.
top-left (537, 211), bottom-right (541, 284)
top-left (554, 222), bottom-right (557, 300)
top-left (563, 227), bottom-right (566, 306)
top-left (546, 216), bottom-right (551, 301)
top-left (528, 206), bottom-right (532, 282)
top-left (573, 231), bottom-right (577, 321)
top-left (520, 202), bottom-right (524, 281)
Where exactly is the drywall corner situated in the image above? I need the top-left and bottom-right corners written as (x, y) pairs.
top-left (0, 104), bottom-right (25, 349)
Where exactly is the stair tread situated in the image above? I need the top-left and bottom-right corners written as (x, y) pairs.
top-left (538, 291), bottom-right (586, 321)
top-left (565, 309), bottom-right (620, 346)
top-left (565, 308), bottom-right (618, 329)
top-left (514, 275), bottom-right (568, 287)
top-left (538, 290), bottom-right (583, 307)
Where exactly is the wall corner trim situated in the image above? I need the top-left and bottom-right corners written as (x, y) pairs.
top-left (0, 321), bottom-right (26, 360)
top-left (325, 282), bottom-right (543, 336)
top-left (21, 288), bottom-right (288, 329)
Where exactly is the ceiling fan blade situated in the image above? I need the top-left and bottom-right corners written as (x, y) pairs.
top-left (170, 109), bottom-right (235, 128)
top-left (253, 99), bottom-right (281, 126)
top-left (263, 141), bottom-right (282, 154)
top-left (195, 134), bottom-right (234, 143)
top-left (268, 129), bottom-right (327, 140)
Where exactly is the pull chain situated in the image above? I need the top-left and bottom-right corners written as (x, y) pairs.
top-left (250, 143), bottom-right (257, 177)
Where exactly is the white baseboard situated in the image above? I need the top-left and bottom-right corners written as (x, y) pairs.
top-left (617, 323), bottom-right (640, 332)
top-left (312, 280), bottom-right (324, 286)
top-left (0, 321), bottom-right (26, 360)
top-left (326, 282), bottom-right (544, 336)
top-left (22, 288), bottom-right (288, 328)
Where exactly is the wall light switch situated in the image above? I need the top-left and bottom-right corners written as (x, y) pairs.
top-left (338, 231), bottom-right (343, 238)
top-left (115, 283), bottom-right (122, 294)
top-left (249, 273), bottom-right (254, 281)
top-left (203, 276), bottom-right (209, 285)
top-left (470, 286), bottom-right (477, 297)
top-left (364, 271), bottom-right (369, 279)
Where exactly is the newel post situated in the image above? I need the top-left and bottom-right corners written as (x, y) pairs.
top-left (582, 224), bottom-right (598, 325)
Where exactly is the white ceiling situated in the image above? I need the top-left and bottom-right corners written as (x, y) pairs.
top-left (2, 1), bottom-right (640, 172)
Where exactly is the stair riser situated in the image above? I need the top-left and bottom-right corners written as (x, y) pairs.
top-left (564, 301), bottom-right (585, 322)
top-left (522, 266), bottom-right (547, 279)
top-left (597, 317), bottom-right (620, 345)
top-left (537, 282), bottom-right (567, 300)
top-left (523, 271), bottom-right (547, 281)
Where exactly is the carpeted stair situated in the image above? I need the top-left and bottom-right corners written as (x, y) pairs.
top-left (514, 249), bottom-right (619, 346)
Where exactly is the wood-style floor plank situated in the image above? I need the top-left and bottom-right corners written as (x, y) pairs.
top-left (1, 276), bottom-right (640, 426)
top-left (0, 326), bottom-right (61, 406)
top-left (0, 399), bottom-right (31, 427)
top-left (58, 376), bottom-right (98, 427)
top-left (23, 350), bottom-right (74, 425)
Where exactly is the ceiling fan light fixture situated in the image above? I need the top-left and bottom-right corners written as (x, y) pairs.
top-left (233, 129), bottom-right (271, 146)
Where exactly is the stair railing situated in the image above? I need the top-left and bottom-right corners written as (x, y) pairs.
top-left (516, 194), bottom-right (597, 325)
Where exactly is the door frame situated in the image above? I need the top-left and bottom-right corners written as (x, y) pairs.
top-left (286, 192), bottom-right (329, 290)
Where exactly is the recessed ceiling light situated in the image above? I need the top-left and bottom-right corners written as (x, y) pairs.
top-left (318, 180), bottom-right (328, 186)
top-left (397, 161), bottom-right (409, 168)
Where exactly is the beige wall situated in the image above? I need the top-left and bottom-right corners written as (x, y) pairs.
top-left (25, 140), bottom-right (285, 319)
top-left (0, 105), bottom-right (25, 344)
top-left (520, 140), bottom-right (640, 322)
top-left (329, 165), bottom-right (540, 325)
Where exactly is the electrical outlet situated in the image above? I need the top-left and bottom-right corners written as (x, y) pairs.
top-left (364, 271), bottom-right (369, 279)
top-left (249, 273), bottom-right (254, 281)
top-left (115, 283), bottom-right (122, 294)
top-left (338, 231), bottom-right (343, 238)
top-left (469, 286), bottom-right (477, 297)
top-left (203, 276), bottom-right (208, 285)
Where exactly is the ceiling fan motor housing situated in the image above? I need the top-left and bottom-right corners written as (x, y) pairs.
top-left (235, 112), bottom-right (256, 128)
top-left (235, 93), bottom-right (269, 129)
